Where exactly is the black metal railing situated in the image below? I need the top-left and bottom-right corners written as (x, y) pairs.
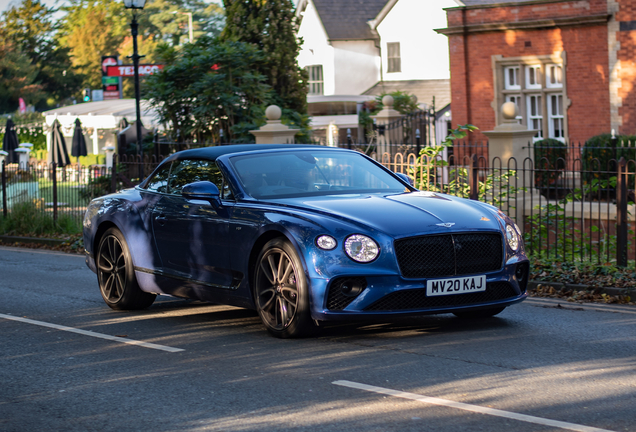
top-left (3, 142), bottom-right (636, 267)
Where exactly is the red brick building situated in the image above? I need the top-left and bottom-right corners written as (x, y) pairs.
top-left (436, 0), bottom-right (632, 144)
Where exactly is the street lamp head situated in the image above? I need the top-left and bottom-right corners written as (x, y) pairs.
top-left (123, 0), bottom-right (146, 10)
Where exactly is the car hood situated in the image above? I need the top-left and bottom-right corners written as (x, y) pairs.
top-left (282, 191), bottom-right (502, 238)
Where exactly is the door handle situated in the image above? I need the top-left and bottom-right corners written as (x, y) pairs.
top-left (155, 214), bottom-right (167, 226)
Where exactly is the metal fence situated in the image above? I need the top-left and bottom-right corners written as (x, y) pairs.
top-left (3, 143), bottom-right (636, 266)
top-left (1, 161), bottom-right (111, 226)
top-left (383, 152), bottom-right (635, 266)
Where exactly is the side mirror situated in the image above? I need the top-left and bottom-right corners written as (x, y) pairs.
top-left (182, 181), bottom-right (221, 208)
top-left (395, 172), bottom-right (414, 187)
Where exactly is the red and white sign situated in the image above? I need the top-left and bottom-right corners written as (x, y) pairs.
top-left (106, 64), bottom-right (164, 77)
top-left (103, 90), bottom-right (121, 100)
top-left (102, 57), bottom-right (118, 73)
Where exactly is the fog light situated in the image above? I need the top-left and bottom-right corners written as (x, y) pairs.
top-left (341, 278), bottom-right (366, 297)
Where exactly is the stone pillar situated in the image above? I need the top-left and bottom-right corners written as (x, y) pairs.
top-left (15, 148), bottom-right (30, 168)
top-left (483, 102), bottom-right (537, 182)
top-left (483, 102), bottom-right (538, 229)
top-left (371, 95), bottom-right (403, 156)
top-left (249, 105), bottom-right (299, 144)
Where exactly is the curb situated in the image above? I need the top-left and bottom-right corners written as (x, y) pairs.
top-left (528, 280), bottom-right (634, 297)
top-left (0, 235), bottom-right (70, 247)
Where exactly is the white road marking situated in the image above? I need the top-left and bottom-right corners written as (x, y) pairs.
top-left (0, 313), bottom-right (184, 353)
top-left (333, 380), bottom-right (615, 432)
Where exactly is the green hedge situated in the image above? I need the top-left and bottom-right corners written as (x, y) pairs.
top-left (582, 133), bottom-right (636, 186)
top-left (534, 138), bottom-right (567, 189)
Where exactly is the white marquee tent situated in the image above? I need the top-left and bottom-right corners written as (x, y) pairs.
top-left (42, 99), bottom-right (160, 156)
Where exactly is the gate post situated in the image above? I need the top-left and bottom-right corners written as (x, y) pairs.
top-left (616, 157), bottom-right (628, 266)
top-left (469, 154), bottom-right (479, 200)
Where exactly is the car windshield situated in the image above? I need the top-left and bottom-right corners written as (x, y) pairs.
top-left (229, 150), bottom-right (409, 199)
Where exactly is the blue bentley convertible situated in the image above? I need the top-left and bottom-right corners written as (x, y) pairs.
top-left (83, 145), bottom-right (529, 338)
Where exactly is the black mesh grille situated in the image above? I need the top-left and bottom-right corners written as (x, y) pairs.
top-left (395, 233), bottom-right (503, 278)
top-left (364, 282), bottom-right (516, 311)
top-left (327, 277), bottom-right (367, 311)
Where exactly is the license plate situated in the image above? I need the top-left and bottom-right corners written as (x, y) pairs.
top-left (426, 275), bottom-right (486, 296)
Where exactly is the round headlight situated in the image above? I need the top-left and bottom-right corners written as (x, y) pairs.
top-left (344, 234), bottom-right (379, 263)
top-left (316, 235), bottom-right (337, 250)
top-left (506, 224), bottom-right (519, 251)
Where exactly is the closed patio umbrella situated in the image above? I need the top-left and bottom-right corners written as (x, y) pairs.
top-left (71, 118), bottom-right (88, 159)
top-left (49, 119), bottom-right (70, 167)
top-left (2, 118), bottom-right (19, 164)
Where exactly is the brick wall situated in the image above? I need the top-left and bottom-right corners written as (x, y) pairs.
top-left (444, 0), bottom-right (612, 144)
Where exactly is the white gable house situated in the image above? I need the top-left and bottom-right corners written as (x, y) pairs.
top-left (296, 0), bottom-right (458, 145)
top-left (297, 0), bottom-right (457, 102)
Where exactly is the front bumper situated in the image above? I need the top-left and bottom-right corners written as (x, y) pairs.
top-left (309, 261), bottom-right (529, 321)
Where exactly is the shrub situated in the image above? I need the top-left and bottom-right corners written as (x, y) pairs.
top-left (0, 200), bottom-right (81, 237)
top-left (582, 133), bottom-right (636, 189)
top-left (534, 138), bottom-right (567, 190)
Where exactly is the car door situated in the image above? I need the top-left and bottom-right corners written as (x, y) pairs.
top-left (152, 159), bottom-right (235, 289)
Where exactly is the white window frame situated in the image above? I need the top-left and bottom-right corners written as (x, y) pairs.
top-left (493, 53), bottom-right (567, 142)
top-left (526, 94), bottom-right (543, 141)
top-left (546, 64), bottom-right (563, 89)
top-left (504, 66), bottom-right (520, 90)
top-left (306, 65), bottom-right (323, 96)
top-left (525, 65), bottom-right (541, 90)
top-left (387, 42), bottom-right (401, 73)
top-left (548, 93), bottom-right (565, 141)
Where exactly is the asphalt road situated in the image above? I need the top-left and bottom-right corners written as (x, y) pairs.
top-left (0, 246), bottom-right (635, 432)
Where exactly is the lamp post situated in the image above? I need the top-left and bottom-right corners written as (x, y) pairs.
top-left (123, 0), bottom-right (146, 179)
top-left (173, 11), bottom-right (194, 43)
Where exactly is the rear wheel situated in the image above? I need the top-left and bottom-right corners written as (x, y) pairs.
top-left (453, 306), bottom-right (505, 319)
top-left (96, 227), bottom-right (156, 310)
top-left (253, 238), bottom-right (314, 338)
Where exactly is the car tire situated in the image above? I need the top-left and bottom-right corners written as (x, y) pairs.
top-left (452, 306), bottom-right (505, 319)
top-left (253, 238), bottom-right (315, 338)
top-left (96, 227), bottom-right (156, 310)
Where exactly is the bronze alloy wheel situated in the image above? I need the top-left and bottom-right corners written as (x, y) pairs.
top-left (254, 238), bottom-right (314, 338)
top-left (96, 227), bottom-right (155, 310)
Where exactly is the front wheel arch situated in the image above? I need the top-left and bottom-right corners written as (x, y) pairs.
top-left (93, 221), bottom-right (118, 258)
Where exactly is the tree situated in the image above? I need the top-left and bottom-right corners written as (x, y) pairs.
top-left (57, 0), bottom-right (129, 91)
top-left (145, 37), bottom-right (273, 143)
top-left (0, 39), bottom-right (42, 113)
top-left (58, 0), bottom-right (224, 98)
top-left (221, 0), bottom-right (307, 114)
top-left (144, 0), bottom-right (224, 46)
top-left (0, 0), bottom-right (81, 110)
